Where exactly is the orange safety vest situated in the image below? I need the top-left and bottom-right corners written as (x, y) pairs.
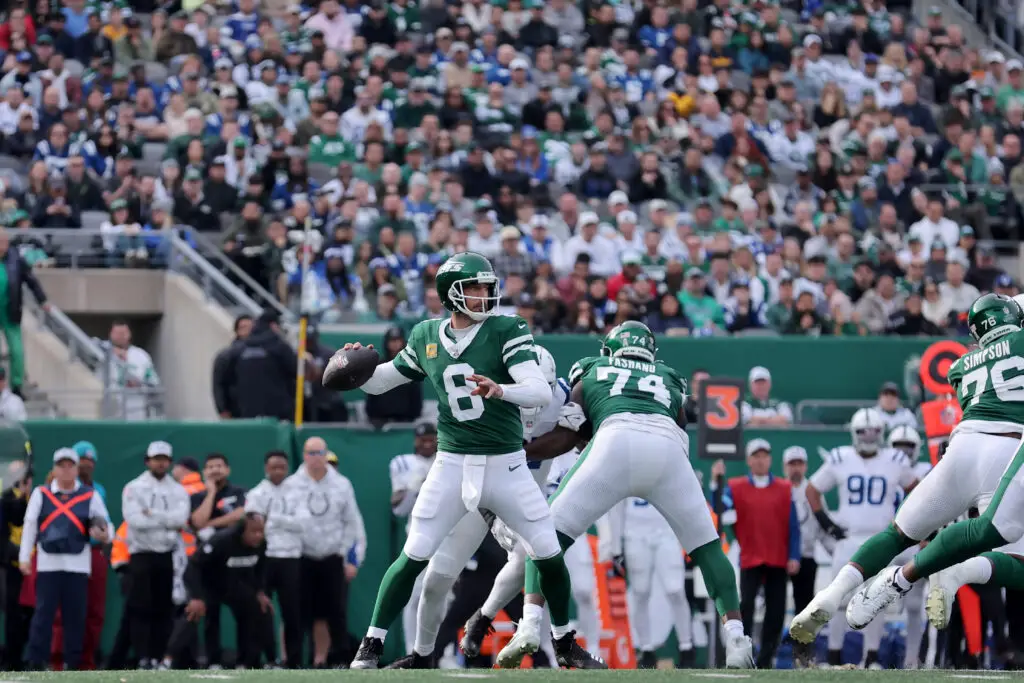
top-left (110, 521), bottom-right (129, 569)
top-left (180, 472), bottom-right (206, 557)
top-left (920, 396), bottom-right (962, 465)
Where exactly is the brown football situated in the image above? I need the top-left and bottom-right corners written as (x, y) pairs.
top-left (322, 346), bottom-right (380, 391)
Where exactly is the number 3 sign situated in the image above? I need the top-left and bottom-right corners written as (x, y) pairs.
top-left (697, 378), bottom-right (745, 461)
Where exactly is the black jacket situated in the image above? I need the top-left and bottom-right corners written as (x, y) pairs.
top-left (31, 197), bottom-right (82, 229)
top-left (365, 331), bottom-right (422, 425)
top-left (0, 486), bottom-right (28, 567)
top-left (66, 177), bottom-right (106, 213)
top-left (0, 249), bottom-right (47, 324)
top-left (172, 192), bottom-right (219, 233)
top-left (886, 310), bottom-right (944, 336)
top-left (223, 323), bottom-right (297, 420)
top-left (183, 522), bottom-right (266, 601)
top-left (212, 337), bottom-right (245, 416)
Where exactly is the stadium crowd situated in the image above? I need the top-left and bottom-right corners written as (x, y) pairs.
top-left (0, 0), bottom-right (1018, 338)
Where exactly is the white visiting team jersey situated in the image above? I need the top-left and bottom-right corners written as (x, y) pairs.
top-left (625, 497), bottom-right (673, 536)
top-left (389, 452), bottom-right (435, 532)
top-left (524, 378), bottom-right (571, 489)
top-left (809, 445), bottom-right (917, 535)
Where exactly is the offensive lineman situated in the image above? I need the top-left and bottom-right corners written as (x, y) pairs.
top-left (841, 294), bottom-right (1024, 631)
top-left (390, 423), bottom-right (438, 655)
top-left (790, 293), bottom-right (1024, 648)
top-left (496, 321), bottom-right (755, 669)
top-left (341, 252), bottom-right (600, 669)
top-left (804, 408), bottom-right (919, 668)
top-left (389, 346), bottom-right (586, 669)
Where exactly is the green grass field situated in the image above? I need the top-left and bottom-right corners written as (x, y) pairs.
top-left (0, 670), bottom-right (1017, 682)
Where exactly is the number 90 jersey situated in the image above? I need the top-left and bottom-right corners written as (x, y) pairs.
top-left (809, 446), bottom-right (918, 535)
top-left (568, 355), bottom-right (685, 432)
top-left (393, 315), bottom-right (537, 455)
top-left (947, 330), bottom-right (1024, 427)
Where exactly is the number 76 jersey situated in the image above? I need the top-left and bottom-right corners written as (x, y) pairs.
top-left (569, 355), bottom-right (685, 432)
top-left (809, 446), bottom-right (917, 536)
top-left (947, 330), bottom-right (1024, 429)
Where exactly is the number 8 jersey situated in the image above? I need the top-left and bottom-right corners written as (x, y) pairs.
top-left (393, 315), bottom-right (536, 455)
top-left (809, 446), bottom-right (917, 535)
top-left (569, 355), bottom-right (685, 431)
top-left (947, 330), bottom-right (1024, 430)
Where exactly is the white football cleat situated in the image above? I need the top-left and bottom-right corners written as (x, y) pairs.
top-left (788, 601), bottom-right (833, 645)
top-left (927, 566), bottom-right (964, 630)
top-left (724, 634), bottom-right (755, 669)
top-left (846, 566), bottom-right (908, 630)
top-left (496, 619), bottom-right (541, 669)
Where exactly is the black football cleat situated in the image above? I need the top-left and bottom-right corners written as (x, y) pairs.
top-left (553, 631), bottom-right (607, 669)
top-left (638, 650), bottom-right (658, 669)
top-left (350, 637), bottom-right (384, 670)
top-left (384, 652), bottom-right (436, 669)
top-left (677, 648), bottom-right (695, 669)
top-left (460, 609), bottom-right (495, 658)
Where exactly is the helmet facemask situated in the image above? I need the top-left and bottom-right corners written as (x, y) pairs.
top-left (448, 274), bottom-right (500, 321)
top-left (853, 426), bottom-right (883, 454)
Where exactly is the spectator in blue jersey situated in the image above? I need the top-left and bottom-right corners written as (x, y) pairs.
top-left (226, 0), bottom-right (260, 43)
top-left (386, 231), bottom-right (428, 310)
top-left (638, 5), bottom-right (672, 54)
top-left (33, 122), bottom-right (73, 175)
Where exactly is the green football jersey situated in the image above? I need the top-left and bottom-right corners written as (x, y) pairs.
top-left (947, 330), bottom-right (1024, 424)
top-left (392, 315), bottom-right (536, 455)
top-left (568, 356), bottom-right (685, 431)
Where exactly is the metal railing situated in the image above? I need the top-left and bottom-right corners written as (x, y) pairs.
top-left (166, 232), bottom-right (265, 318)
top-left (952, 0), bottom-right (1024, 58)
top-left (795, 399), bottom-right (877, 425)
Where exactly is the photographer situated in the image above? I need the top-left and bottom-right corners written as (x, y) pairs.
top-left (0, 460), bottom-right (31, 669)
top-left (175, 514), bottom-right (274, 670)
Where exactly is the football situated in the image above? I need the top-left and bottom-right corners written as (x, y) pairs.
top-left (322, 346), bottom-right (380, 391)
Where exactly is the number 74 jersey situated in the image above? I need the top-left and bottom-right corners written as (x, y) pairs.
top-left (569, 355), bottom-right (685, 432)
top-left (947, 331), bottom-right (1024, 428)
top-left (809, 446), bottom-right (917, 536)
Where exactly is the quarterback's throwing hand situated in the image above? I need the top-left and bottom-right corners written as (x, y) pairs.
top-left (469, 374), bottom-right (503, 399)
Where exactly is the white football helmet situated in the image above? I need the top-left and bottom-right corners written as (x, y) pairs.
top-left (535, 345), bottom-right (557, 386)
top-left (850, 408), bottom-right (886, 455)
top-left (887, 425), bottom-right (923, 460)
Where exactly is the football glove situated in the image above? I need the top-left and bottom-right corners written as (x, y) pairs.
top-left (557, 402), bottom-right (587, 432)
top-left (490, 517), bottom-right (518, 554)
top-left (610, 554), bottom-right (627, 580)
top-left (815, 510), bottom-right (847, 541)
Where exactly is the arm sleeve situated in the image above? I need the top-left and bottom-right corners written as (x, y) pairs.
top-left (274, 485), bottom-right (306, 533)
top-left (90, 493), bottom-right (113, 537)
top-left (362, 360), bottom-right (416, 395)
top-left (899, 459), bottom-right (919, 489)
top-left (17, 489), bottom-right (41, 567)
top-left (500, 361), bottom-right (551, 409)
top-left (809, 464), bottom-right (838, 493)
top-left (788, 500), bottom-right (801, 562)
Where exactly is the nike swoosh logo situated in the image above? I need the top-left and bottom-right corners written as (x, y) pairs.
top-left (509, 464), bottom-right (522, 472)
top-left (518, 323), bottom-right (527, 329)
